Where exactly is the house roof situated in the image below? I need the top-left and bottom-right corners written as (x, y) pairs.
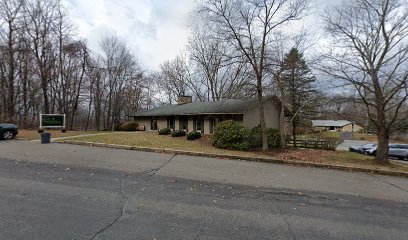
top-left (130, 96), bottom-right (282, 117)
top-left (312, 120), bottom-right (353, 127)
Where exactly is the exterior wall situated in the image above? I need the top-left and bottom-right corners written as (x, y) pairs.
top-left (203, 119), bottom-right (210, 134)
top-left (157, 117), bottom-right (167, 130)
top-left (342, 123), bottom-right (364, 132)
top-left (243, 100), bottom-right (280, 129)
top-left (133, 117), bottom-right (151, 131)
top-left (134, 98), bottom-right (280, 134)
top-left (314, 126), bottom-right (326, 131)
top-left (313, 124), bottom-right (364, 132)
top-left (174, 117), bottom-right (180, 131)
top-left (188, 116), bottom-right (194, 132)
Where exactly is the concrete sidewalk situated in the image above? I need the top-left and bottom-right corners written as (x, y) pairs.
top-left (1, 140), bottom-right (407, 202)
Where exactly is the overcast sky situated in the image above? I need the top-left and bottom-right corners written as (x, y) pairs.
top-left (63, 0), bottom-right (338, 70)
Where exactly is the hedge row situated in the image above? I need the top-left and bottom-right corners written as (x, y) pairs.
top-left (159, 128), bottom-right (202, 140)
top-left (114, 122), bottom-right (139, 131)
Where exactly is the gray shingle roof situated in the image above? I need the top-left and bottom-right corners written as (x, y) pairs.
top-left (130, 96), bottom-right (279, 117)
top-left (312, 120), bottom-right (352, 127)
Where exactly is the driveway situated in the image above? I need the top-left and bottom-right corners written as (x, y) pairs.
top-left (0, 140), bottom-right (407, 239)
top-left (337, 139), bottom-right (375, 151)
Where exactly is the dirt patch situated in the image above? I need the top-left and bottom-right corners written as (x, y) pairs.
top-left (265, 148), bottom-right (333, 163)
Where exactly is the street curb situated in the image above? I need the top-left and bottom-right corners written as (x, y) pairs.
top-left (60, 140), bottom-right (408, 178)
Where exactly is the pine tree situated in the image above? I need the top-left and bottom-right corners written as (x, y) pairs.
top-left (281, 48), bottom-right (318, 147)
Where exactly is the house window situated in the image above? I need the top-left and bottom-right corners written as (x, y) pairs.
top-left (167, 116), bottom-right (175, 130)
top-left (179, 116), bottom-right (188, 131)
top-left (194, 117), bottom-right (204, 133)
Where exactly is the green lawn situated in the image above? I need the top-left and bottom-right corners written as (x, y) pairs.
top-left (63, 131), bottom-right (270, 157)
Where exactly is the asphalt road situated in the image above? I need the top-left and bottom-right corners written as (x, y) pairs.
top-left (0, 141), bottom-right (408, 240)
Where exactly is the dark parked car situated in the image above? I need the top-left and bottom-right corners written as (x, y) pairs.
top-left (349, 144), bottom-right (377, 153)
top-left (388, 144), bottom-right (408, 160)
top-left (0, 124), bottom-right (18, 140)
top-left (363, 144), bottom-right (408, 160)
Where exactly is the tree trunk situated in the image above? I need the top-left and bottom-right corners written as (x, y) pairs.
top-left (292, 121), bottom-right (297, 148)
top-left (278, 75), bottom-right (286, 148)
top-left (42, 80), bottom-right (50, 114)
top-left (256, 77), bottom-right (268, 151)
top-left (375, 107), bottom-right (389, 164)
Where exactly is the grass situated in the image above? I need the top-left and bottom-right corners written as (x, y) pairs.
top-left (64, 131), bottom-right (269, 158)
top-left (299, 131), bottom-right (341, 139)
top-left (352, 133), bottom-right (378, 142)
top-left (17, 129), bottom-right (103, 140)
top-left (62, 131), bottom-right (408, 173)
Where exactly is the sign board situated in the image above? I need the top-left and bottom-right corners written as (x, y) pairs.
top-left (40, 114), bottom-right (66, 129)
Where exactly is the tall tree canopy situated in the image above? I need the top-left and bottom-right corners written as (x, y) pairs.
top-left (323, 0), bottom-right (408, 163)
top-left (281, 48), bottom-right (318, 146)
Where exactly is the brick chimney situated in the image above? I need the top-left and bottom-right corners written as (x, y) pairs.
top-left (177, 96), bottom-right (192, 105)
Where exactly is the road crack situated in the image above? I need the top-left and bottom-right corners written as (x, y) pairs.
top-left (193, 229), bottom-right (205, 240)
top-left (90, 174), bottom-right (129, 240)
top-left (371, 175), bottom-right (408, 194)
top-left (145, 154), bottom-right (177, 177)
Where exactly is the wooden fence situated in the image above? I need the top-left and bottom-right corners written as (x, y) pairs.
top-left (286, 139), bottom-right (331, 150)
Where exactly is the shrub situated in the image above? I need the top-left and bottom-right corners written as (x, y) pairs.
top-left (324, 137), bottom-right (344, 150)
top-left (159, 128), bottom-right (171, 135)
top-left (248, 125), bottom-right (281, 148)
top-left (114, 123), bottom-right (123, 131)
top-left (212, 120), bottom-right (250, 151)
top-left (267, 128), bottom-right (281, 148)
top-left (119, 122), bottom-right (139, 131)
top-left (187, 131), bottom-right (201, 140)
top-left (313, 132), bottom-right (343, 150)
top-left (172, 130), bottom-right (186, 137)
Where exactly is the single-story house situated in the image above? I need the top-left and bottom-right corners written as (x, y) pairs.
top-left (129, 96), bottom-right (285, 134)
top-left (311, 120), bottom-right (364, 133)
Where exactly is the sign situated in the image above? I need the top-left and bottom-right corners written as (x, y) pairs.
top-left (40, 114), bottom-right (66, 129)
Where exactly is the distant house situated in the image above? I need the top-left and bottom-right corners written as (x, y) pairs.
top-left (312, 120), bottom-right (364, 133)
top-left (129, 96), bottom-right (284, 134)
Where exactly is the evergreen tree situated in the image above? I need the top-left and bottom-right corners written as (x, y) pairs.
top-left (281, 48), bottom-right (318, 147)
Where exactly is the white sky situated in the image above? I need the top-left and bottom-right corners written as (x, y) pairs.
top-left (63, 0), bottom-right (338, 70)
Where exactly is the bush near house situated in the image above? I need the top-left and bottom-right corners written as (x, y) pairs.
top-left (212, 120), bottom-right (250, 151)
top-left (114, 123), bottom-right (122, 131)
top-left (158, 128), bottom-right (171, 135)
top-left (118, 122), bottom-right (139, 131)
top-left (172, 130), bottom-right (186, 137)
top-left (187, 131), bottom-right (201, 140)
top-left (248, 125), bottom-right (281, 148)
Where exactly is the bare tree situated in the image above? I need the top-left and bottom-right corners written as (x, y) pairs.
top-left (24, 0), bottom-right (61, 114)
top-left (156, 54), bottom-right (199, 103)
top-left (188, 23), bottom-right (253, 101)
top-left (99, 35), bottom-right (143, 130)
top-left (198, 0), bottom-right (308, 151)
top-left (0, 0), bottom-right (24, 122)
top-left (322, 0), bottom-right (408, 163)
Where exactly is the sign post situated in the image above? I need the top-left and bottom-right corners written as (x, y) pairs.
top-left (39, 114), bottom-right (66, 132)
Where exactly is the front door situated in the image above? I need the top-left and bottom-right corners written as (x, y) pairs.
top-left (151, 118), bottom-right (157, 130)
top-left (167, 116), bottom-right (175, 130)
